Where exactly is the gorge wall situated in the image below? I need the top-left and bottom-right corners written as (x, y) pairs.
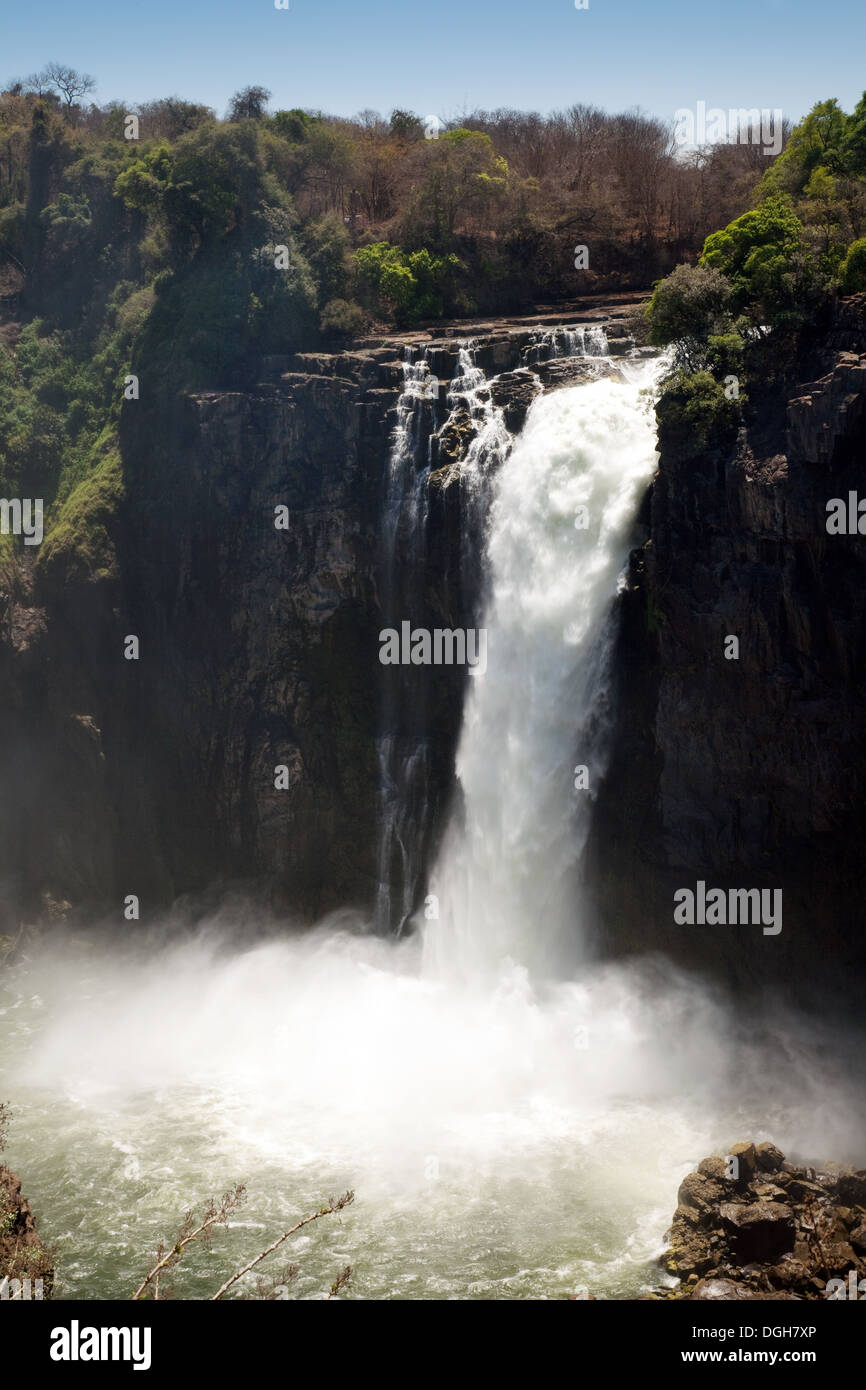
top-left (2, 293), bottom-right (865, 1005)
top-left (589, 296), bottom-right (866, 1003)
top-left (0, 298), bottom-right (632, 930)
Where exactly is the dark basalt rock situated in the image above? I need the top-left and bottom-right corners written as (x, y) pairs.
top-left (689, 1279), bottom-right (804, 1300)
top-left (488, 369), bottom-right (542, 433)
top-left (589, 294), bottom-right (866, 1004)
top-left (756, 1141), bottom-right (786, 1172)
top-left (718, 1201), bottom-right (795, 1262)
top-left (0, 308), bottom-right (632, 930)
top-left (660, 1142), bottom-right (866, 1300)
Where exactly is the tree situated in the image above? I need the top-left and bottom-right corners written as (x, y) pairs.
top-left (38, 63), bottom-right (96, 110)
top-left (405, 128), bottom-right (508, 242)
top-left (138, 97), bottom-right (214, 141)
top-left (131, 1186), bottom-right (354, 1300)
top-left (645, 263), bottom-right (733, 367)
top-left (302, 211), bottom-right (353, 302)
top-left (389, 109), bottom-right (423, 142)
top-left (841, 91), bottom-right (866, 178)
top-left (700, 193), bottom-right (811, 323)
top-left (22, 71), bottom-right (53, 98)
top-left (608, 109), bottom-right (672, 241)
top-left (271, 108), bottom-right (316, 143)
top-left (228, 86), bottom-right (271, 122)
top-left (115, 122), bottom-right (288, 257)
top-left (760, 99), bottom-right (849, 195)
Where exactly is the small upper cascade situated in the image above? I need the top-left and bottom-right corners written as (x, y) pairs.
top-left (521, 323), bottom-right (610, 365)
top-left (444, 345), bottom-right (513, 484)
top-left (382, 348), bottom-right (442, 575)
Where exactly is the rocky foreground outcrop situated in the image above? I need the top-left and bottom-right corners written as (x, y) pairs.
top-left (660, 1142), bottom-right (866, 1300)
top-left (0, 1166), bottom-right (53, 1297)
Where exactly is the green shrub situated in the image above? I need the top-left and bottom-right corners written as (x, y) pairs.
top-left (645, 263), bottom-right (733, 367)
top-left (841, 237), bottom-right (866, 293)
top-left (705, 331), bottom-right (746, 381)
top-left (354, 241), bottom-right (459, 324)
top-left (320, 298), bottom-right (367, 339)
top-left (655, 370), bottom-right (740, 460)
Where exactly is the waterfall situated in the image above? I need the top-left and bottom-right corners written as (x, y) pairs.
top-left (521, 323), bottom-right (609, 364)
top-left (381, 349), bottom-right (440, 573)
top-left (375, 341), bottom-right (512, 933)
top-left (376, 325), bottom-right (629, 938)
top-left (424, 353), bottom-right (666, 981)
top-left (7, 334), bottom-right (862, 1305)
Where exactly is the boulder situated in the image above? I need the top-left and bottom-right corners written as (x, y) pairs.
top-left (697, 1155), bottom-right (728, 1182)
top-left (755, 1142), bottom-right (785, 1172)
top-left (719, 1201), bottom-right (795, 1263)
top-left (729, 1142), bottom-right (757, 1183)
top-left (677, 1171), bottom-right (725, 1215)
top-left (831, 1171), bottom-right (866, 1207)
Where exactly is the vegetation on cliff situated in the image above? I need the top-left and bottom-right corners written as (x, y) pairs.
top-left (0, 1101), bottom-right (55, 1296)
top-left (0, 69), bottom-right (855, 599)
top-left (647, 92), bottom-right (866, 437)
top-left (0, 71), bottom-right (767, 593)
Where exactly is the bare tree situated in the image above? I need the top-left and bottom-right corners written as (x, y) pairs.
top-left (23, 71), bottom-right (53, 97)
top-left (40, 63), bottom-right (96, 110)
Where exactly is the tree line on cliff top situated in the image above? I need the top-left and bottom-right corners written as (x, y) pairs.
top-left (0, 72), bottom-right (778, 350)
top-left (646, 94), bottom-right (866, 458)
top-left (0, 71), bottom-right (863, 585)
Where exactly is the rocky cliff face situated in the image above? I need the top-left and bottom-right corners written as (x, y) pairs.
top-left (589, 297), bottom-right (866, 1002)
top-left (4, 291), bottom-right (863, 995)
top-left (0, 300), bottom-right (633, 930)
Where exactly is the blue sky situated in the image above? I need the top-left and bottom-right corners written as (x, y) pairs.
top-left (3, 0), bottom-right (863, 127)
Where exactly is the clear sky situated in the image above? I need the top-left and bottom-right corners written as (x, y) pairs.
top-left (3, 0), bottom-right (863, 128)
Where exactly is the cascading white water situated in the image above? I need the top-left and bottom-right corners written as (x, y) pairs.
top-left (376, 342), bottom-right (511, 931)
top-left (377, 328), bottom-right (616, 931)
top-left (424, 355), bottom-right (664, 981)
top-left (381, 349), bottom-right (440, 566)
top-left (445, 346), bottom-right (512, 479)
top-left (522, 323), bottom-right (609, 364)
